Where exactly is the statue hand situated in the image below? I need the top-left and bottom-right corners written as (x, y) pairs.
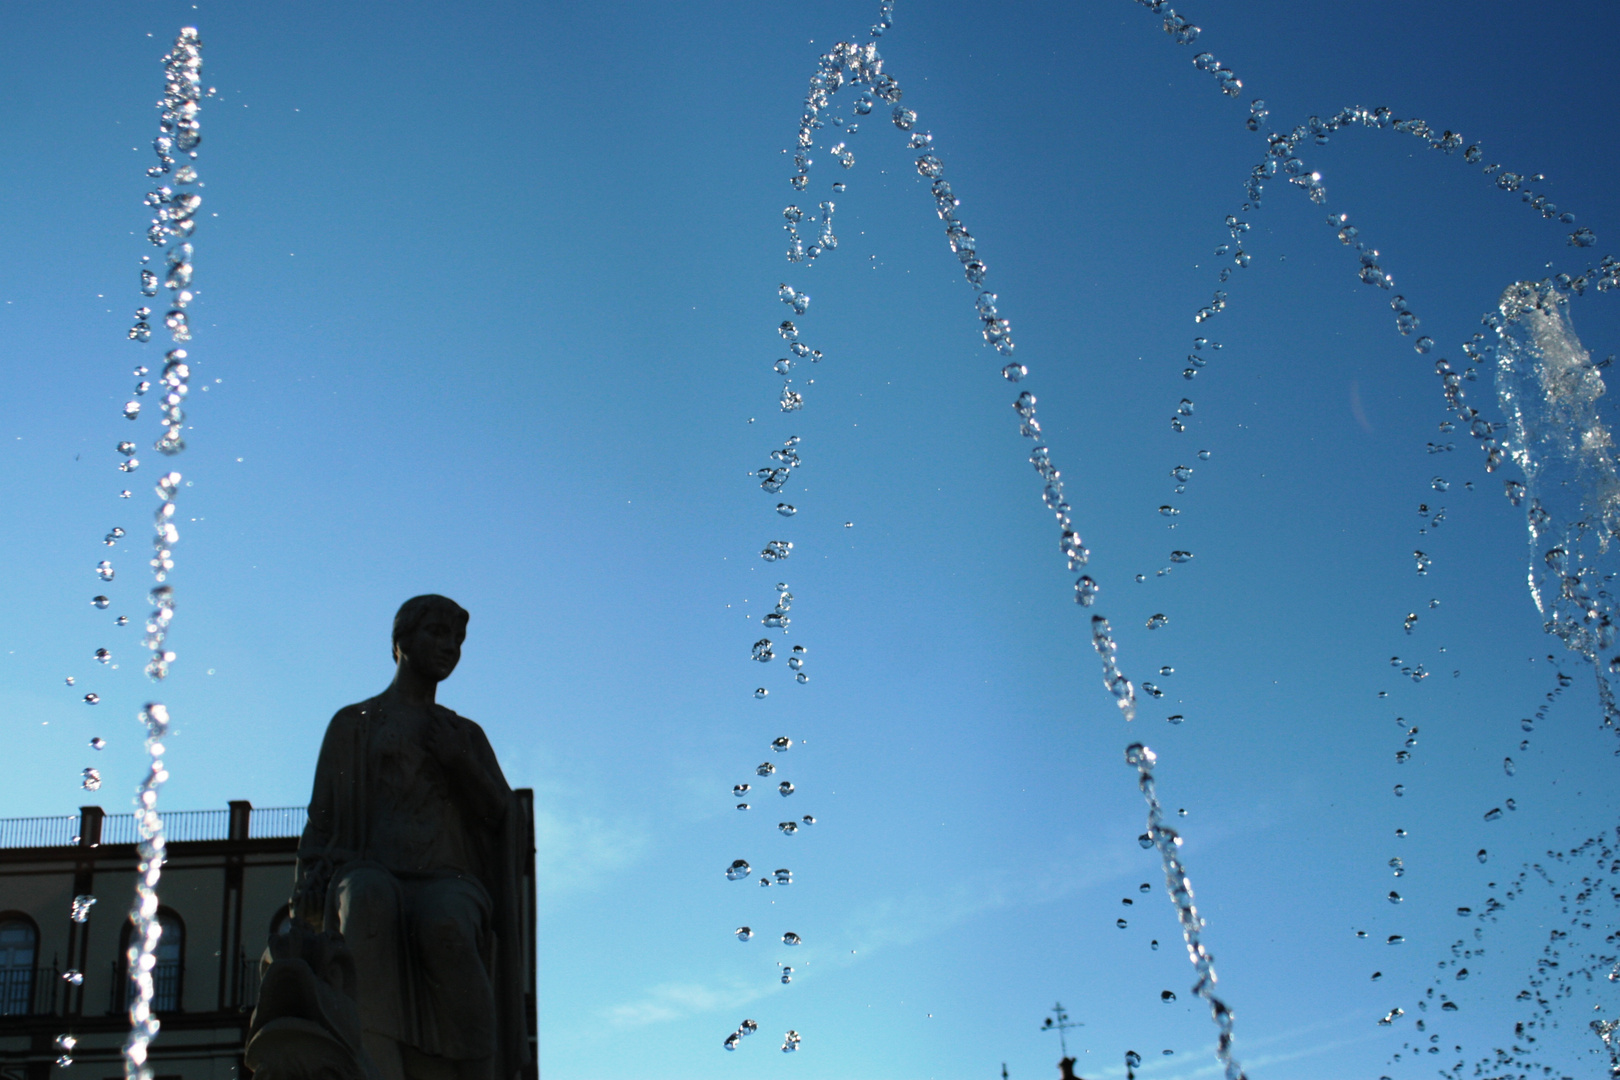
top-left (291, 857), bottom-right (333, 926)
top-left (426, 711), bottom-right (474, 771)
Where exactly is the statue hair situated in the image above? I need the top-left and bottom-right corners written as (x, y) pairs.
top-left (391, 594), bottom-right (469, 662)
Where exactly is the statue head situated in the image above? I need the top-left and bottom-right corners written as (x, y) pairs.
top-left (391, 594), bottom-right (469, 682)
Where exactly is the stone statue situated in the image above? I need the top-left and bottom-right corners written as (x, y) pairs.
top-left (248, 596), bottom-right (531, 1080)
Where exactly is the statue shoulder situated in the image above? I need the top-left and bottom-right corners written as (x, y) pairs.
top-left (321, 699), bottom-right (382, 739)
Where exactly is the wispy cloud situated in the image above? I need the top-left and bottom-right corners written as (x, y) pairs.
top-left (604, 978), bottom-right (779, 1027)
top-left (530, 799), bottom-right (647, 900)
top-left (1086, 1011), bottom-right (1384, 1080)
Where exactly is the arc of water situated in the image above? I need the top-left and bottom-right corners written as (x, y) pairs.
top-left (740, 10), bottom-right (1272, 1076)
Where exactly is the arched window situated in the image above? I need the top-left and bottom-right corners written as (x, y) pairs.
top-left (118, 909), bottom-right (184, 1013)
top-left (0, 916), bottom-right (37, 1016)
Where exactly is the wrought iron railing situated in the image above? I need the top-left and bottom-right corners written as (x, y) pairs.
top-left (0, 816), bottom-right (77, 850)
top-left (0, 806), bottom-right (306, 849)
top-left (0, 963), bottom-right (60, 1017)
top-left (248, 806), bottom-right (308, 840)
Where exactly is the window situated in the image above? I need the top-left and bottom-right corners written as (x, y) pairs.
top-left (0, 917), bottom-right (37, 1015)
top-left (152, 910), bottom-right (183, 1011)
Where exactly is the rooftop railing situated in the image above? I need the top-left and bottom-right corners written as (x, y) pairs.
top-left (0, 803), bottom-right (306, 850)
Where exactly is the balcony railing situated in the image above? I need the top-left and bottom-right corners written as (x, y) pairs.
top-left (0, 963), bottom-right (61, 1017)
top-left (0, 805), bottom-right (307, 850)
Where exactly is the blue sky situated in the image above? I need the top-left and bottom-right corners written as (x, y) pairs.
top-left (3, 2), bottom-right (1620, 1078)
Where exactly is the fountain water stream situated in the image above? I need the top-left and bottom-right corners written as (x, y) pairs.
top-left (728, 0), bottom-right (1620, 1073)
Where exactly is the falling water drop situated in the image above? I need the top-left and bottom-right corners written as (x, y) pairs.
top-left (778, 781), bottom-right (794, 796)
top-left (771, 736), bottom-right (792, 752)
top-left (782, 932), bottom-right (802, 946)
top-left (70, 895), bottom-right (96, 923)
top-left (1074, 576), bottom-right (1099, 606)
top-left (726, 860), bottom-right (752, 881)
top-left (736, 926), bottom-right (753, 941)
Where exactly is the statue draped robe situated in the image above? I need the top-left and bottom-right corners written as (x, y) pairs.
top-left (296, 697), bottom-right (530, 1080)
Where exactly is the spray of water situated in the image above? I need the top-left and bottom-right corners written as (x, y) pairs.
top-left (1492, 282), bottom-right (1620, 729)
top-left (119, 28), bottom-right (205, 1080)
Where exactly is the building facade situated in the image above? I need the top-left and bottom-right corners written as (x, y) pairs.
top-left (0, 794), bottom-right (537, 1080)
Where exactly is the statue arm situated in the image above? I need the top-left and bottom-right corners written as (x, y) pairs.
top-left (432, 712), bottom-right (511, 824)
top-left (292, 707), bottom-right (363, 922)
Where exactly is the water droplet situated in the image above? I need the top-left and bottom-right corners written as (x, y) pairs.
top-left (96, 562), bottom-right (114, 582)
top-left (1177, 399), bottom-right (1194, 416)
top-left (1158, 505), bottom-right (1179, 517)
top-left (724, 1033), bottom-right (740, 1051)
top-left (801, 815), bottom-right (815, 825)
top-left (1379, 1008), bottom-right (1404, 1025)
top-left (1388, 891), bottom-right (1402, 904)
top-left (781, 1028), bottom-right (800, 1049)
top-left (776, 503), bottom-right (796, 516)
top-left (81, 768), bottom-right (101, 792)
top-left (1387, 935), bottom-right (1404, 945)
top-left (92, 595), bottom-right (110, 609)
top-left (1483, 807), bottom-right (1503, 821)
top-left (772, 736), bottom-right (792, 752)
top-left (756, 762), bottom-right (776, 777)
top-left (1126, 1052), bottom-right (1142, 1069)
top-left (115, 616), bottom-right (128, 626)
top-left (70, 895), bottom-right (96, 922)
top-left (1160, 990), bottom-right (1176, 1003)
top-left (1505, 797), bottom-right (1516, 810)
top-left (742, 1019), bottom-right (758, 1036)
top-left (1503, 757), bottom-right (1516, 776)
top-left (1002, 362), bottom-right (1027, 381)
top-left (726, 860), bottom-right (752, 881)
top-left (752, 639), bottom-right (775, 663)
top-left (1432, 476), bottom-right (1449, 492)
top-left (754, 687), bottom-right (768, 699)
top-left (1393, 784), bottom-right (1405, 796)
top-left (778, 821), bottom-right (798, 835)
top-left (1138, 833), bottom-right (1153, 849)
top-left (1074, 576), bottom-right (1099, 606)
top-left (774, 868), bottom-right (792, 885)
top-left (94, 648), bottom-right (111, 665)
top-left (736, 926), bottom-right (753, 941)
top-left (1116, 918), bottom-right (1128, 929)
top-left (1415, 336), bottom-right (1434, 353)
top-left (778, 781), bottom-right (794, 796)
top-left (82, 693), bottom-right (100, 705)
top-left (1476, 848), bottom-right (1487, 863)
top-left (761, 540), bottom-right (793, 561)
top-left (123, 401), bottom-right (142, 420)
top-left (1146, 613), bottom-right (1169, 630)
top-left (736, 803), bottom-right (750, 811)
top-left (1169, 550), bottom-right (1193, 563)
top-left (61, 969), bottom-right (83, 987)
top-left (782, 932), bottom-right (801, 945)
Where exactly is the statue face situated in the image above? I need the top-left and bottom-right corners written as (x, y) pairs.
top-left (399, 613), bottom-right (465, 683)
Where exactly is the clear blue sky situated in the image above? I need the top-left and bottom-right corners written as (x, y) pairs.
top-left (2, 2), bottom-right (1619, 1078)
